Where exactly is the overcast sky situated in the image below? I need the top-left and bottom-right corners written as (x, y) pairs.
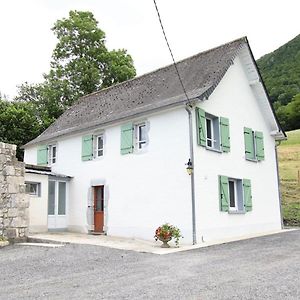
top-left (0, 0), bottom-right (299, 99)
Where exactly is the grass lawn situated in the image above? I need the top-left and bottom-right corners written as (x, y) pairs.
top-left (278, 129), bottom-right (300, 226)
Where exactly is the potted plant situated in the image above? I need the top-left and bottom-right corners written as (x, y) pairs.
top-left (154, 223), bottom-right (183, 248)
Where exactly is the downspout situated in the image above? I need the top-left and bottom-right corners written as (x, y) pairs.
top-left (185, 105), bottom-right (197, 245)
top-left (275, 141), bottom-right (284, 229)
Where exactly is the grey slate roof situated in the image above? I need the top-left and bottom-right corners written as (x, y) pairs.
top-left (25, 37), bottom-right (248, 146)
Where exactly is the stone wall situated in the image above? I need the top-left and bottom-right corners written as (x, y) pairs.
top-left (0, 142), bottom-right (29, 241)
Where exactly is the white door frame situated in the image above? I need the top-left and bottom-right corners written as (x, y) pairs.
top-left (48, 179), bottom-right (68, 230)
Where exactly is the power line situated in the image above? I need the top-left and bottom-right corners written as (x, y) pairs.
top-left (152, 0), bottom-right (191, 104)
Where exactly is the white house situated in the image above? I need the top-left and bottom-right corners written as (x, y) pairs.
top-left (23, 37), bottom-right (286, 244)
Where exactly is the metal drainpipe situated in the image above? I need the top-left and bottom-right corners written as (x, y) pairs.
top-left (275, 141), bottom-right (284, 229)
top-left (185, 105), bottom-right (197, 245)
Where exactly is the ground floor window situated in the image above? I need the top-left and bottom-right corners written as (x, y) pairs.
top-left (219, 176), bottom-right (252, 212)
top-left (25, 182), bottom-right (41, 197)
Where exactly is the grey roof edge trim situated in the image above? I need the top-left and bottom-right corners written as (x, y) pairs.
top-left (25, 164), bottom-right (51, 172)
top-left (23, 95), bottom-right (201, 147)
top-left (245, 37), bottom-right (286, 138)
top-left (25, 169), bottom-right (73, 178)
top-left (75, 36), bottom-right (248, 105)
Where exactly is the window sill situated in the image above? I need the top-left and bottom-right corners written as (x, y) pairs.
top-left (228, 210), bottom-right (246, 214)
top-left (93, 156), bottom-right (104, 161)
top-left (134, 147), bottom-right (148, 155)
top-left (205, 147), bottom-right (222, 153)
top-left (245, 158), bottom-right (259, 163)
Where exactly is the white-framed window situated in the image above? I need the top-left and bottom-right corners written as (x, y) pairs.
top-left (48, 144), bottom-right (57, 165)
top-left (228, 179), bottom-right (238, 211)
top-left (25, 182), bottom-right (41, 197)
top-left (205, 114), bottom-right (220, 150)
top-left (135, 122), bottom-right (147, 150)
top-left (219, 176), bottom-right (252, 213)
top-left (95, 134), bottom-right (104, 158)
top-left (120, 121), bottom-right (148, 155)
top-left (196, 107), bottom-right (230, 153)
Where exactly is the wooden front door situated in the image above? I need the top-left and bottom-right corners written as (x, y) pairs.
top-left (94, 186), bottom-right (104, 232)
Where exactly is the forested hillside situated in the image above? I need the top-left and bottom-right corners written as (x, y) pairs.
top-left (257, 34), bottom-right (300, 131)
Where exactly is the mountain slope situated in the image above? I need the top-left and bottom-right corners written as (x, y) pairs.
top-left (257, 34), bottom-right (300, 106)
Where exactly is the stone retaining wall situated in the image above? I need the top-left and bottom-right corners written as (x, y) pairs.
top-left (0, 142), bottom-right (29, 241)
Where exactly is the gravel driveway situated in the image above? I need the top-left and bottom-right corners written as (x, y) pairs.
top-left (0, 230), bottom-right (299, 300)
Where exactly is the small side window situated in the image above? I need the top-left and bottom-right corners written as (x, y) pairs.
top-left (25, 182), bottom-right (41, 197)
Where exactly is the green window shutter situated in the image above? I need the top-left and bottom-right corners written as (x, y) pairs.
top-left (82, 135), bottom-right (93, 161)
top-left (196, 107), bottom-right (206, 146)
top-left (120, 123), bottom-right (133, 155)
top-left (244, 127), bottom-right (255, 160)
top-left (37, 145), bottom-right (48, 165)
top-left (255, 131), bottom-right (265, 161)
top-left (220, 117), bottom-right (230, 152)
top-left (219, 175), bottom-right (229, 212)
top-left (243, 179), bottom-right (252, 212)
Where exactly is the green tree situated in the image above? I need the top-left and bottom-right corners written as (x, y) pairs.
top-left (46, 10), bottom-right (136, 107)
top-left (0, 98), bottom-right (42, 160)
top-left (16, 10), bottom-right (136, 127)
top-left (277, 94), bottom-right (300, 131)
top-left (12, 10), bottom-right (136, 159)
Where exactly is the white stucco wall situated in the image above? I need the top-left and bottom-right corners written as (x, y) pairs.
top-left (25, 173), bottom-right (48, 233)
top-left (24, 108), bottom-right (193, 243)
top-left (192, 55), bottom-right (281, 242)
top-left (24, 54), bottom-right (282, 244)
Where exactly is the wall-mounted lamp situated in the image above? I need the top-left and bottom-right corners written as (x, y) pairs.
top-left (186, 158), bottom-right (193, 175)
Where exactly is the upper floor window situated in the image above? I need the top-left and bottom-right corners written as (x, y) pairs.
top-left (136, 123), bottom-right (147, 150)
top-left (37, 143), bottom-right (57, 166)
top-left (48, 144), bottom-right (57, 165)
top-left (120, 121), bottom-right (148, 155)
top-left (243, 127), bottom-right (265, 161)
top-left (82, 133), bottom-right (105, 161)
top-left (95, 134), bottom-right (104, 158)
top-left (205, 115), bottom-right (220, 149)
top-left (196, 107), bottom-right (230, 153)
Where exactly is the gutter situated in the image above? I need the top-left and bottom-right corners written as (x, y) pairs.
top-left (185, 105), bottom-right (197, 245)
top-left (275, 141), bottom-right (284, 229)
